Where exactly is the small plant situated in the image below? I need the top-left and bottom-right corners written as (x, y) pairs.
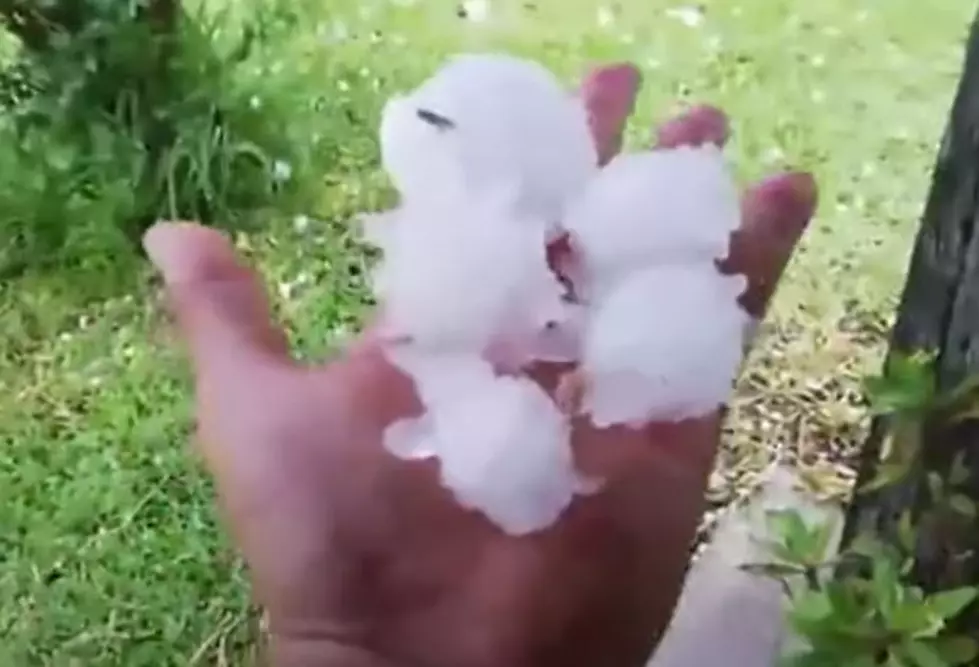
top-left (741, 353), bottom-right (979, 666)
top-left (747, 508), bottom-right (978, 667)
top-left (860, 350), bottom-right (979, 491)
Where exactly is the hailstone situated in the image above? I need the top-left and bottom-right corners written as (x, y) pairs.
top-left (380, 52), bottom-right (599, 230)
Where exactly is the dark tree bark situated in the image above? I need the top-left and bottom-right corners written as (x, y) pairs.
top-left (842, 11), bottom-right (979, 597)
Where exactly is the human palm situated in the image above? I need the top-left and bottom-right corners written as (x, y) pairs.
top-left (146, 64), bottom-right (817, 667)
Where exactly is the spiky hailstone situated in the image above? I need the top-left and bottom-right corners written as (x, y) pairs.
top-left (379, 53), bottom-right (598, 232)
top-left (384, 349), bottom-right (599, 535)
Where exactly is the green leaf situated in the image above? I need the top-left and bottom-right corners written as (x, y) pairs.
top-left (887, 599), bottom-right (935, 634)
top-left (767, 508), bottom-right (815, 562)
top-left (848, 533), bottom-right (885, 560)
top-left (934, 636), bottom-right (979, 665)
top-left (789, 588), bottom-right (834, 624)
top-left (927, 472), bottom-right (944, 499)
top-left (871, 556), bottom-right (902, 616)
top-left (927, 587), bottom-right (978, 620)
top-left (864, 352), bottom-right (936, 416)
top-left (740, 561), bottom-right (804, 580)
top-left (947, 494), bottom-right (976, 519)
top-left (900, 640), bottom-right (950, 667)
top-left (897, 511), bottom-right (917, 553)
top-left (948, 453), bottom-right (971, 485)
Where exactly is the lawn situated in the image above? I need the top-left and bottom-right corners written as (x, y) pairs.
top-left (0, 0), bottom-right (974, 664)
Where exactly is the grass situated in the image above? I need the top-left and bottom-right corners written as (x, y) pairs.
top-left (0, 0), bottom-right (974, 663)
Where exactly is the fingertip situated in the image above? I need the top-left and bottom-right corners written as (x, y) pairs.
top-left (143, 221), bottom-right (240, 286)
top-left (655, 105), bottom-right (729, 149)
top-left (722, 170), bottom-right (819, 318)
top-left (582, 62), bottom-right (643, 95)
top-left (748, 171), bottom-right (819, 226)
top-left (145, 220), bottom-right (290, 367)
top-left (580, 62), bottom-right (643, 165)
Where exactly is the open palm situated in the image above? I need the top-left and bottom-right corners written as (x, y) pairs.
top-left (146, 64), bottom-right (817, 667)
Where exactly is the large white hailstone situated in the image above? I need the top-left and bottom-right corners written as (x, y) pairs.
top-left (384, 347), bottom-right (598, 535)
top-left (563, 146), bottom-right (740, 298)
top-left (368, 184), bottom-right (567, 352)
top-left (379, 52), bottom-right (598, 229)
top-left (580, 264), bottom-right (748, 427)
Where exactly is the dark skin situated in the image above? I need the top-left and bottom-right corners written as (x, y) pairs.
top-left (145, 63), bottom-right (818, 667)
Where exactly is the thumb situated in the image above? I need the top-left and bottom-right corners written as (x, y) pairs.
top-left (144, 222), bottom-right (290, 377)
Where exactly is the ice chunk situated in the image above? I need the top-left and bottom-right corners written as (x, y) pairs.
top-left (520, 301), bottom-right (586, 364)
top-left (370, 185), bottom-right (567, 351)
top-left (380, 53), bottom-right (598, 225)
top-left (385, 346), bottom-right (498, 405)
top-left (580, 264), bottom-right (747, 426)
top-left (383, 349), bottom-right (596, 535)
top-left (564, 146), bottom-right (740, 297)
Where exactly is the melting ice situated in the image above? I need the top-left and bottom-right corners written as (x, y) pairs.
top-left (363, 52), bottom-right (749, 535)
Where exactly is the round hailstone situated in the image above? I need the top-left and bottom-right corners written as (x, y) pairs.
top-left (383, 351), bottom-right (597, 535)
top-left (379, 52), bottom-right (598, 228)
top-left (580, 264), bottom-right (748, 427)
top-left (370, 185), bottom-right (566, 352)
top-left (384, 346), bottom-right (499, 406)
top-left (563, 146), bottom-right (741, 298)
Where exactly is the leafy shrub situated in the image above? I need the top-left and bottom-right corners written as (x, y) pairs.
top-left (750, 509), bottom-right (978, 667)
top-left (0, 0), bottom-right (378, 282)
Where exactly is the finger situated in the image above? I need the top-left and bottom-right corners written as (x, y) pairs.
top-left (654, 104), bottom-right (729, 149)
top-left (717, 172), bottom-right (818, 318)
top-left (579, 63), bottom-right (642, 166)
top-left (144, 221), bottom-right (291, 378)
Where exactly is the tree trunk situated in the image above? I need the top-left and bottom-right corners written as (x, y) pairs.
top-left (842, 10), bottom-right (979, 598)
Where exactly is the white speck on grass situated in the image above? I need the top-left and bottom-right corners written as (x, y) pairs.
top-left (321, 21), bottom-right (349, 44)
top-left (761, 146), bottom-right (785, 165)
top-left (460, 0), bottom-right (490, 22)
top-left (665, 5), bottom-right (705, 28)
top-left (272, 160), bottom-right (293, 183)
top-left (596, 6), bottom-right (615, 28)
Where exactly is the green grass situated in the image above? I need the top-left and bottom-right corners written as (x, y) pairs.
top-left (1, 0), bottom-right (974, 663)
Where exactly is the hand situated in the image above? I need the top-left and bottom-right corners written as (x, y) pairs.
top-left (145, 64), bottom-right (817, 667)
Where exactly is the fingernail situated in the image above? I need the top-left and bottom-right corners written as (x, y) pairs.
top-left (583, 63), bottom-right (642, 100)
top-left (143, 222), bottom-right (201, 284)
top-left (755, 172), bottom-right (818, 224)
top-left (656, 105), bottom-right (729, 148)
